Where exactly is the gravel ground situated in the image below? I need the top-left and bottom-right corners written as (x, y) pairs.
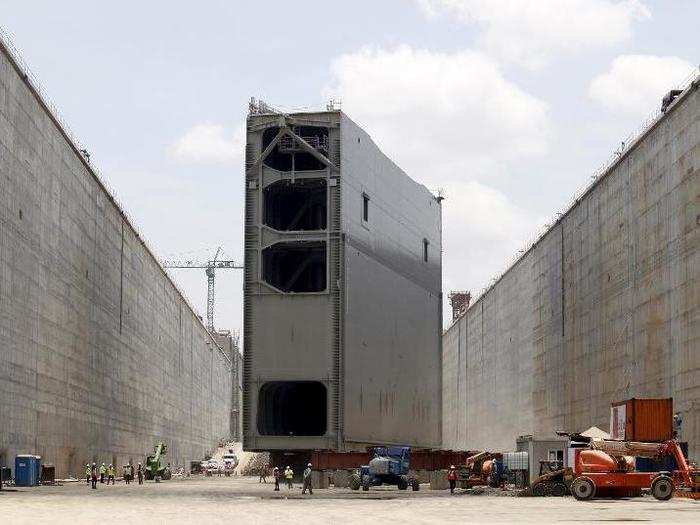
top-left (1, 475), bottom-right (697, 524)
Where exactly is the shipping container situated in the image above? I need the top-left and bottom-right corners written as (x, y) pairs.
top-left (610, 398), bottom-right (673, 442)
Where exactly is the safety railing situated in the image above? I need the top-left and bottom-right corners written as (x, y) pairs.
top-left (278, 134), bottom-right (329, 152)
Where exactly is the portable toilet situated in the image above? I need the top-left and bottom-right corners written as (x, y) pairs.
top-left (15, 455), bottom-right (40, 486)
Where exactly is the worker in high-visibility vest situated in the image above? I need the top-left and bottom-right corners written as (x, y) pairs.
top-left (123, 463), bottom-right (133, 484)
top-left (99, 463), bottom-right (107, 483)
top-left (107, 464), bottom-right (115, 485)
top-left (284, 466), bottom-right (294, 489)
top-left (85, 464), bottom-right (91, 485)
top-left (447, 465), bottom-right (458, 494)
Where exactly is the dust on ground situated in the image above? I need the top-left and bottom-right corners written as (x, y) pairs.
top-left (1, 475), bottom-right (696, 524)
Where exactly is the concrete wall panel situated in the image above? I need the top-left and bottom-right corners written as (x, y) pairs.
top-left (0, 41), bottom-right (232, 477)
top-left (443, 83), bottom-right (700, 458)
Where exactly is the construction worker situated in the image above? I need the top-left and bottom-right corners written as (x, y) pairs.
top-left (273, 467), bottom-right (281, 491)
top-left (137, 463), bottom-right (144, 485)
top-left (91, 463), bottom-right (98, 490)
top-left (107, 464), bottom-right (115, 485)
top-left (99, 463), bottom-right (106, 483)
top-left (85, 463), bottom-right (91, 485)
top-left (123, 464), bottom-right (131, 484)
top-left (302, 463), bottom-right (313, 495)
top-left (284, 465), bottom-right (294, 489)
top-left (447, 465), bottom-right (458, 494)
top-left (259, 464), bottom-right (268, 483)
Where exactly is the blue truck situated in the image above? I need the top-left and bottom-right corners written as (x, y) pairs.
top-left (350, 447), bottom-right (420, 491)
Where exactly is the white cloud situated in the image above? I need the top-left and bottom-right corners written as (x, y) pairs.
top-left (324, 45), bottom-right (548, 315)
top-left (416, 0), bottom-right (651, 69)
top-left (441, 180), bottom-right (542, 302)
top-left (323, 45), bottom-right (549, 187)
top-left (589, 54), bottom-right (696, 114)
top-left (169, 123), bottom-right (245, 165)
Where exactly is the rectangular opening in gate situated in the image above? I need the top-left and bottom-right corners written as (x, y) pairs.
top-left (262, 126), bottom-right (328, 172)
top-left (262, 241), bottom-right (326, 292)
top-left (263, 179), bottom-right (327, 231)
top-left (257, 381), bottom-right (327, 436)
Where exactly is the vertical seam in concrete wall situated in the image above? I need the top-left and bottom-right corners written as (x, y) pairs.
top-left (438, 199), bottom-right (443, 447)
top-left (480, 301), bottom-right (484, 367)
top-left (457, 319), bottom-right (462, 445)
top-left (190, 321), bottom-right (194, 444)
top-left (561, 223), bottom-right (565, 338)
top-left (626, 156), bottom-right (635, 395)
top-left (464, 316), bottom-right (468, 446)
top-left (118, 219), bottom-right (124, 334)
top-left (178, 301), bottom-right (182, 377)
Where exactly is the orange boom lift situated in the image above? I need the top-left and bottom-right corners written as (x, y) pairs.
top-left (570, 439), bottom-right (699, 501)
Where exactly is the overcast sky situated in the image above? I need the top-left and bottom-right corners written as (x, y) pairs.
top-left (2, 0), bottom-right (698, 332)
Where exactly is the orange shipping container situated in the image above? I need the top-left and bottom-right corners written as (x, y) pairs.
top-left (610, 398), bottom-right (673, 442)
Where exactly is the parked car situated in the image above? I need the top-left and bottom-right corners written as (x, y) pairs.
top-left (222, 454), bottom-right (238, 469)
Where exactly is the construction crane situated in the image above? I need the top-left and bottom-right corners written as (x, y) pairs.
top-left (162, 247), bottom-right (243, 332)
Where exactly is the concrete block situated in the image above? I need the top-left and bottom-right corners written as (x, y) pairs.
top-left (312, 470), bottom-right (330, 489)
top-left (415, 469), bottom-right (431, 484)
top-left (429, 470), bottom-right (449, 490)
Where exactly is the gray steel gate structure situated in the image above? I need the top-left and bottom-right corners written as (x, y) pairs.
top-left (243, 108), bottom-right (442, 452)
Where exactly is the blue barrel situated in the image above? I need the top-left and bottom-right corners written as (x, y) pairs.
top-left (15, 455), bottom-right (40, 486)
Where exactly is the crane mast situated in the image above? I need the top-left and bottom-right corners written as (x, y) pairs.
top-left (162, 247), bottom-right (243, 332)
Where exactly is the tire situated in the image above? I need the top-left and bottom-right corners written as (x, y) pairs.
top-left (410, 478), bottom-right (420, 491)
top-left (532, 482), bottom-right (548, 497)
top-left (397, 477), bottom-right (408, 490)
top-left (550, 482), bottom-right (567, 497)
top-left (571, 477), bottom-right (596, 501)
top-left (651, 475), bottom-right (674, 501)
top-left (362, 475), bottom-right (371, 491)
top-left (349, 474), bottom-right (361, 491)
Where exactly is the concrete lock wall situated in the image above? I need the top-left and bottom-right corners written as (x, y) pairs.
top-left (0, 40), bottom-right (232, 477)
top-left (213, 332), bottom-right (243, 442)
top-left (443, 81), bottom-right (700, 459)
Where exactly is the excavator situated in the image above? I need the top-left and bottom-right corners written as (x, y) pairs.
top-left (571, 439), bottom-right (699, 501)
top-left (456, 451), bottom-right (503, 489)
top-left (144, 442), bottom-right (172, 481)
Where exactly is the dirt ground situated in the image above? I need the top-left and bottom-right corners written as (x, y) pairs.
top-left (1, 475), bottom-right (697, 524)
